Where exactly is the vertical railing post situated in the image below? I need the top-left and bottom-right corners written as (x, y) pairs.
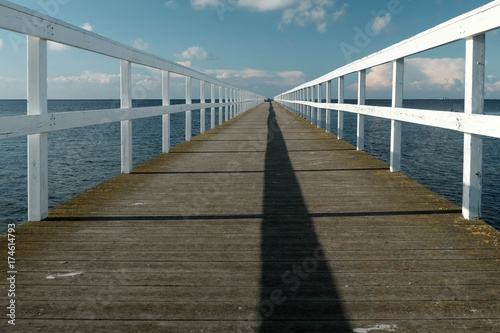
top-left (211, 84), bottom-right (216, 129)
top-left (391, 58), bottom-right (404, 172)
top-left (229, 89), bottom-right (233, 119)
top-left (357, 70), bottom-right (366, 151)
top-left (300, 89), bottom-right (304, 118)
top-left (162, 70), bottom-right (171, 153)
top-left (310, 86), bottom-right (314, 122)
top-left (185, 76), bottom-right (192, 141)
top-left (325, 80), bottom-right (331, 133)
top-left (304, 88), bottom-right (310, 120)
top-left (120, 60), bottom-right (133, 174)
top-left (200, 80), bottom-right (206, 134)
top-left (27, 36), bottom-right (48, 221)
top-left (219, 86), bottom-right (223, 125)
top-left (236, 90), bottom-right (239, 116)
top-left (311, 86), bottom-right (317, 124)
top-left (463, 34), bottom-right (485, 220)
top-left (317, 83), bottom-right (323, 128)
top-left (225, 88), bottom-right (229, 122)
top-left (338, 76), bottom-right (344, 140)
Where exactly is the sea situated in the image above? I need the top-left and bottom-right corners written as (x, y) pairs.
top-left (1, 99), bottom-right (499, 233)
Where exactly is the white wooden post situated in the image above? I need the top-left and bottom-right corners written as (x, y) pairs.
top-left (305, 88), bottom-right (310, 120)
top-left (301, 89), bottom-right (305, 118)
top-left (219, 86), bottom-right (223, 125)
top-left (463, 34), bottom-right (485, 220)
top-left (27, 36), bottom-right (48, 221)
top-left (211, 84), bottom-right (216, 129)
top-left (200, 80), bottom-right (206, 134)
top-left (317, 83), bottom-right (322, 128)
top-left (391, 58), bottom-right (404, 172)
top-left (357, 70), bottom-right (366, 151)
top-left (225, 88), bottom-right (229, 122)
top-left (232, 89), bottom-right (235, 118)
top-left (338, 76), bottom-right (344, 140)
top-left (162, 70), bottom-right (171, 153)
top-left (326, 80), bottom-right (331, 133)
top-left (120, 60), bottom-right (133, 174)
top-left (311, 87), bottom-right (316, 124)
top-left (185, 76), bottom-right (192, 141)
top-left (237, 90), bottom-right (241, 115)
top-left (310, 86), bottom-right (314, 122)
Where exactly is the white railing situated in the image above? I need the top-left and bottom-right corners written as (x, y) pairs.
top-left (275, 1), bottom-right (500, 221)
top-left (0, 0), bottom-right (264, 222)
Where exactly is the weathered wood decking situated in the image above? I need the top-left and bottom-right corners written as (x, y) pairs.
top-left (1, 102), bottom-right (500, 332)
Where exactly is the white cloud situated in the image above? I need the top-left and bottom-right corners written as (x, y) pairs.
top-left (176, 46), bottom-right (210, 61)
top-left (165, 0), bottom-right (177, 8)
top-left (238, 0), bottom-right (297, 11)
top-left (406, 58), bottom-right (464, 92)
top-left (201, 67), bottom-right (305, 97)
top-left (177, 61), bottom-right (193, 68)
top-left (191, 0), bottom-right (347, 32)
top-left (279, 1), bottom-right (348, 33)
top-left (191, 0), bottom-right (225, 8)
top-left (0, 38), bottom-right (3, 49)
top-left (49, 71), bottom-right (120, 85)
top-left (205, 68), bottom-right (272, 79)
top-left (80, 22), bottom-right (93, 32)
top-left (48, 42), bottom-right (70, 51)
top-left (133, 38), bottom-right (149, 51)
top-left (349, 58), bottom-right (466, 97)
top-left (278, 71), bottom-right (306, 85)
top-left (370, 13), bottom-right (391, 34)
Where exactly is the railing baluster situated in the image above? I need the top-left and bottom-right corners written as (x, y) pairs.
top-left (301, 89), bottom-right (305, 118)
top-left (326, 80), bottom-right (331, 133)
top-left (219, 86), bottom-right (223, 125)
top-left (211, 84), bottom-right (216, 129)
top-left (317, 83), bottom-right (322, 128)
top-left (225, 88), bottom-right (229, 122)
top-left (311, 86), bottom-right (314, 123)
top-left (200, 80), bottom-right (206, 134)
top-left (338, 76), bottom-right (344, 140)
top-left (391, 58), bottom-right (404, 172)
top-left (357, 70), bottom-right (366, 151)
top-left (463, 34), bottom-right (485, 220)
top-left (185, 76), bottom-right (192, 141)
top-left (306, 87), bottom-right (310, 121)
top-left (162, 70), bottom-right (171, 153)
top-left (120, 60), bottom-right (133, 174)
top-left (27, 36), bottom-right (48, 221)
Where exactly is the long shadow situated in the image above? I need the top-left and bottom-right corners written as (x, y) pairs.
top-left (258, 102), bottom-right (352, 331)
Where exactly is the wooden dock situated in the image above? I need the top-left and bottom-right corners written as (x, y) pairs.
top-left (2, 101), bottom-right (500, 332)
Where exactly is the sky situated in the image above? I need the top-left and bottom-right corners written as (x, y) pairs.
top-left (1, 0), bottom-right (500, 99)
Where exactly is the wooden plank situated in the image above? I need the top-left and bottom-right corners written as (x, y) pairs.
top-left (1, 102), bottom-right (499, 332)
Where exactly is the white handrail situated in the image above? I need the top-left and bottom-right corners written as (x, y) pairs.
top-left (275, 1), bottom-right (500, 221)
top-left (0, 0), bottom-right (264, 222)
top-left (279, 1), bottom-right (500, 93)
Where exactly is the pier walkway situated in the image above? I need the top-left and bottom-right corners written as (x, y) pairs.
top-left (1, 101), bottom-right (499, 332)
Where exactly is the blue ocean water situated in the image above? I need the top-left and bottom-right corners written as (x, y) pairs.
top-left (0, 99), bottom-right (499, 232)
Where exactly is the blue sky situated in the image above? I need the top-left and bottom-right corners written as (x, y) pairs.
top-left (1, 0), bottom-right (500, 99)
